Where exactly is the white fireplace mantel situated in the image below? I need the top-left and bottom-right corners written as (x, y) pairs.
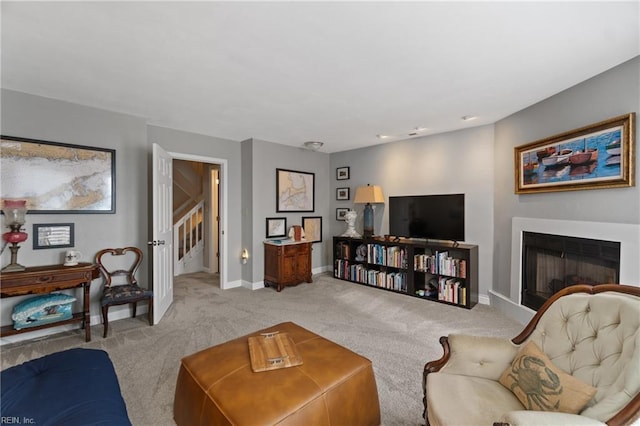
top-left (491, 217), bottom-right (639, 324)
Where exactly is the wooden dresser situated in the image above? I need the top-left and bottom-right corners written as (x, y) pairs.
top-left (264, 240), bottom-right (312, 292)
top-left (0, 263), bottom-right (99, 341)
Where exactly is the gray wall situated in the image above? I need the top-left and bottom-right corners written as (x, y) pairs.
top-left (492, 56), bottom-right (640, 299)
top-left (2, 56), bottom-right (637, 332)
top-left (329, 125), bottom-right (496, 300)
top-left (1, 89), bottom-right (149, 324)
top-left (248, 139), bottom-right (331, 283)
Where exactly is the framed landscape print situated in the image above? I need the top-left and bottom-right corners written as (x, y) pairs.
top-left (336, 187), bottom-right (350, 200)
top-left (302, 216), bottom-right (322, 243)
top-left (266, 217), bottom-right (287, 238)
top-left (1, 135), bottom-right (116, 213)
top-left (515, 113), bottom-right (635, 194)
top-left (276, 168), bottom-right (315, 212)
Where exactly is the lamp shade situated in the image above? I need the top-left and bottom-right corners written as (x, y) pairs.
top-left (354, 185), bottom-right (385, 204)
top-left (2, 199), bottom-right (27, 225)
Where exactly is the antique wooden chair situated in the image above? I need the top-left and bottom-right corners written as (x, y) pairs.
top-left (95, 247), bottom-right (153, 338)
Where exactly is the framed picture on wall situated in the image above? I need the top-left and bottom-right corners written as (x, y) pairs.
top-left (276, 168), bottom-right (315, 212)
top-left (33, 223), bottom-right (75, 249)
top-left (336, 187), bottom-right (350, 200)
top-left (514, 113), bottom-right (635, 194)
top-left (0, 135), bottom-right (116, 213)
top-left (302, 216), bottom-right (322, 243)
top-left (336, 208), bottom-right (349, 221)
top-left (336, 167), bottom-right (350, 180)
top-left (266, 217), bottom-right (287, 238)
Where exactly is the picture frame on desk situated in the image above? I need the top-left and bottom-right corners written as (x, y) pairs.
top-left (302, 216), bottom-right (322, 243)
top-left (266, 217), bottom-right (287, 238)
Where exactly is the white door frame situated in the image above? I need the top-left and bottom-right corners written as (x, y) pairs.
top-left (210, 167), bottom-right (220, 274)
top-left (168, 152), bottom-right (229, 289)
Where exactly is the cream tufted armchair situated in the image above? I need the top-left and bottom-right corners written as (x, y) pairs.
top-left (423, 284), bottom-right (640, 426)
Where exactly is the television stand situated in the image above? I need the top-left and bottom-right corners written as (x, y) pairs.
top-left (333, 236), bottom-right (478, 309)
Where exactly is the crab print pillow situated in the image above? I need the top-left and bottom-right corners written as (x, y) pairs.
top-left (499, 341), bottom-right (597, 414)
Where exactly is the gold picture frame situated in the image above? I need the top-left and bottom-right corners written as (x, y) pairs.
top-left (514, 113), bottom-right (635, 194)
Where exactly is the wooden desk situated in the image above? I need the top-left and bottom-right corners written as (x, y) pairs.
top-left (0, 263), bottom-right (99, 342)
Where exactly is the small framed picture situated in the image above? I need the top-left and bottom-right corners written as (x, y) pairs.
top-left (336, 187), bottom-right (350, 200)
top-left (266, 217), bottom-right (287, 238)
top-left (302, 216), bottom-right (322, 243)
top-left (336, 167), bottom-right (350, 180)
top-left (336, 208), bottom-right (350, 221)
top-left (33, 223), bottom-right (74, 249)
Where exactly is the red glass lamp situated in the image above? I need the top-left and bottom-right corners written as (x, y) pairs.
top-left (2, 199), bottom-right (28, 272)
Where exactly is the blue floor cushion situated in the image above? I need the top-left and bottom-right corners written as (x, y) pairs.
top-left (0, 348), bottom-right (131, 426)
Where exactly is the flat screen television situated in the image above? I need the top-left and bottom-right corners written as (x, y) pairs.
top-left (389, 194), bottom-right (465, 241)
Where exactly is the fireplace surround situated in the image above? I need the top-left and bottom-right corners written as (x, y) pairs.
top-left (496, 217), bottom-right (640, 324)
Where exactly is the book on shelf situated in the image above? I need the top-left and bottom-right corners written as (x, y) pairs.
top-left (414, 251), bottom-right (467, 278)
top-left (437, 276), bottom-right (466, 305)
top-left (335, 242), bottom-right (351, 260)
top-left (366, 243), bottom-right (407, 268)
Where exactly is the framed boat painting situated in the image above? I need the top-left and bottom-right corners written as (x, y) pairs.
top-left (514, 113), bottom-right (635, 194)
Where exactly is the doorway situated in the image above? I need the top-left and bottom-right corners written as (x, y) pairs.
top-left (168, 151), bottom-right (228, 290)
top-left (172, 160), bottom-right (220, 277)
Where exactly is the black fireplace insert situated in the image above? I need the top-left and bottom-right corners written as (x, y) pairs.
top-left (521, 232), bottom-right (620, 311)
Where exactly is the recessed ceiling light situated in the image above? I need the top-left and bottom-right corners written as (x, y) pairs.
top-left (461, 115), bottom-right (478, 121)
top-left (377, 127), bottom-right (429, 140)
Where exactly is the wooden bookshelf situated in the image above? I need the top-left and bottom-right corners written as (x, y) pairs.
top-left (333, 236), bottom-right (478, 309)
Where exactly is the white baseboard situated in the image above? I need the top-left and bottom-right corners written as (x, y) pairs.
top-left (222, 279), bottom-right (243, 290)
top-left (242, 280), bottom-right (264, 290)
top-left (312, 265), bottom-right (331, 275)
top-left (478, 293), bottom-right (490, 305)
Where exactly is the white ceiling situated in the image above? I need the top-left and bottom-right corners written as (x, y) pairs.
top-left (2, 1), bottom-right (639, 153)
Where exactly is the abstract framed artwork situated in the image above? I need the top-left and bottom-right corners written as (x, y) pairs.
top-left (336, 167), bottom-right (350, 180)
top-left (302, 216), bottom-right (322, 243)
top-left (336, 208), bottom-right (349, 221)
top-left (0, 135), bottom-right (116, 213)
top-left (266, 217), bottom-right (287, 238)
top-left (276, 168), bottom-right (315, 212)
top-left (514, 113), bottom-right (635, 194)
top-left (33, 223), bottom-right (74, 249)
top-left (336, 187), bottom-right (350, 200)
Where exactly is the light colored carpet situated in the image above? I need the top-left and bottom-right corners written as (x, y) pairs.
top-left (0, 272), bottom-right (523, 425)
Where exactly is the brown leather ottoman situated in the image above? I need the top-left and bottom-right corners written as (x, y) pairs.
top-left (174, 321), bottom-right (381, 426)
